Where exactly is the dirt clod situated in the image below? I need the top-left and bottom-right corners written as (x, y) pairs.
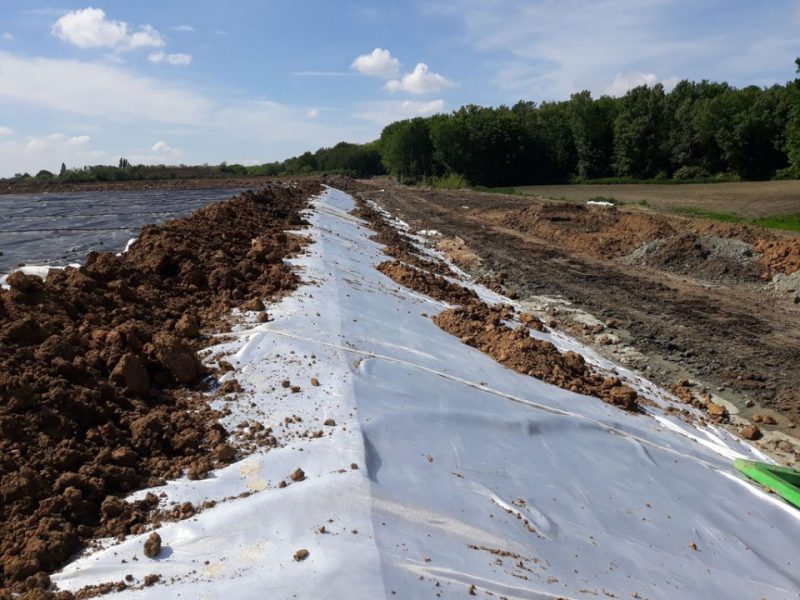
top-left (740, 425), bottom-right (762, 440)
top-left (175, 314), bottom-right (200, 339)
top-left (143, 533), bottom-right (161, 559)
top-left (109, 353), bottom-right (150, 396)
top-left (293, 549), bottom-right (309, 561)
top-left (377, 261), bottom-right (477, 306)
top-left (214, 443), bottom-right (237, 463)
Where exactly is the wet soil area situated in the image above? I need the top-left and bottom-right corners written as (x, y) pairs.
top-left (360, 180), bottom-right (800, 459)
top-left (0, 180), bottom-right (321, 598)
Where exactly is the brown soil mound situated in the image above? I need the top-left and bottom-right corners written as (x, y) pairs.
top-left (377, 261), bottom-right (478, 306)
top-left (692, 221), bottom-right (766, 245)
top-left (355, 191), bottom-right (640, 413)
top-left (499, 201), bottom-right (800, 283)
top-left (501, 203), bottom-right (675, 258)
top-left (0, 180), bottom-right (320, 597)
top-left (754, 239), bottom-right (800, 275)
top-left (628, 234), bottom-right (764, 282)
top-left (433, 303), bottom-right (640, 412)
top-left (436, 237), bottom-right (481, 269)
top-left (352, 201), bottom-right (453, 276)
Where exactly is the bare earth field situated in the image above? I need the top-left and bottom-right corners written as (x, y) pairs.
top-left (363, 179), bottom-right (800, 465)
top-left (516, 180), bottom-right (800, 218)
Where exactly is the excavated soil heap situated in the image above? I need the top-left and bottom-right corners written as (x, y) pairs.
top-left (626, 234), bottom-right (764, 282)
top-left (359, 192), bottom-right (640, 413)
top-left (499, 202), bottom-right (800, 284)
top-left (351, 202), bottom-right (453, 277)
top-left (501, 203), bottom-right (676, 258)
top-left (433, 303), bottom-right (640, 412)
top-left (754, 238), bottom-right (800, 275)
top-left (377, 261), bottom-right (478, 306)
top-left (0, 181), bottom-right (320, 598)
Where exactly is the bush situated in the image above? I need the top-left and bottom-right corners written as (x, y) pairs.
top-left (431, 173), bottom-right (469, 189)
top-left (673, 166), bottom-right (710, 181)
top-left (774, 166), bottom-right (800, 180)
top-left (35, 170), bottom-right (55, 182)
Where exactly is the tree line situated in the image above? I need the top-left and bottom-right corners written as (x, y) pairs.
top-left (270, 63), bottom-right (800, 186)
top-left (379, 71), bottom-right (800, 186)
top-left (6, 62), bottom-right (798, 188)
top-left (5, 141), bottom-right (384, 185)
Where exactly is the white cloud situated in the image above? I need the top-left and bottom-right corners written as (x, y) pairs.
top-left (173, 25), bottom-right (195, 32)
top-left (351, 48), bottom-right (401, 78)
top-left (0, 126), bottom-right (13, 136)
top-left (0, 52), bottom-right (379, 176)
top-left (605, 72), bottom-right (680, 96)
top-left (23, 132), bottom-right (90, 154)
top-left (385, 63), bottom-right (455, 95)
top-left (148, 52), bottom-right (192, 66)
top-left (52, 8), bottom-right (164, 52)
top-left (0, 131), bottom-right (107, 174)
top-left (53, 8), bottom-right (127, 49)
top-left (307, 108), bottom-right (320, 118)
top-left (151, 140), bottom-right (171, 152)
top-left (356, 99), bottom-right (446, 125)
top-left (125, 25), bottom-right (165, 50)
top-left (2, 32), bottom-right (13, 41)
top-left (429, 0), bottom-right (800, 100)
top-left (0, 51), bottom-right (211, 124)
top-left (124, 141), bottom-right (183, 163)
top-left (607, 72), bottom-right (659, 96)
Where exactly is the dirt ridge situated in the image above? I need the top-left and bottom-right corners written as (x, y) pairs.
top-left (0, 180), bottom-right (321, 598)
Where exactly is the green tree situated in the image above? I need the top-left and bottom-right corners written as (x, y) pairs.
top-left (380, 118), bottom-right (438, 183)
top-left (529, 100), bottom-right (577, 182)
top-left (667, 80), bottom-right (731, 175)
top-left (613, 84), bottom-right (669, 178)
top-left (568, 91), bottom-right (616, 179)
top-left (430, 106), bottom-right (535, 186)
top-left (787, 58), bottom-right (800, 176)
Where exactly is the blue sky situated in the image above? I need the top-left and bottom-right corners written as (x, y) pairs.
top-left (0, 1), bottom-right (798, 176)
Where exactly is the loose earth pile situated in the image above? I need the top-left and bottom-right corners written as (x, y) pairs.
top-left (0, 180), bottom-right (320, 598)
top-left (347, 185), bottom-right (642, 415)
top-left (433, 303), bottom-right (640, 412)
top-left (500, 201), bottom-right (800, 283)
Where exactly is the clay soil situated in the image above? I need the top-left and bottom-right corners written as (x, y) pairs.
top-left (360, 181), bottom-right (800, 451)
top-left (0, 180), bottom-right (320, 598)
